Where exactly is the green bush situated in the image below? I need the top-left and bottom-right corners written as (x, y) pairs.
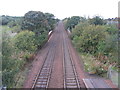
top-left (14, 30), bottom-right (37, 52)
top-left (35, 31), bottom-right (48, 48)
top-left (106, 25), bottom-right (118, 35)
top-left (71, 22), bottom-right (89, 39)
top-left (72, 23), bottom-right (107, 54)
top-left (2, 58), bottom-right (25, 87)
top-left (2, 30), bottom-right (25, 87)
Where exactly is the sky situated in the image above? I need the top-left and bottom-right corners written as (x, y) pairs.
top-left (0, 0), bottom-right (119, 19)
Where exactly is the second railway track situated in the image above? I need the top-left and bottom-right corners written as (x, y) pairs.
top-left (62, 29), bottom-right (80, 89)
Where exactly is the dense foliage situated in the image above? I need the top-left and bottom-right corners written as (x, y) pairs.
top-left (2, 11), bottom-right (58, 88)
top-left (21, 11), bottom-right (58, 48)
top-left (72, 24), bottom-right (107, 54)
top-left (64, 16), bottom-right (118, 76)
top-left (0, 15), bottom-right (23, 26)
top-left (2, 30), bottom-right (26, 87)
top-left (21, 11), bottom-right (57, 34)
top-left (88, 16), bottom-right (106, 25)
top-left (14, 30), bottom-right (37, 52)
top-left (72, 22), bottom-right (118, 62)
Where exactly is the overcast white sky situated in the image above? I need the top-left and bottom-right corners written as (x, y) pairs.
top-left (0, 0), bottom-right (119, 19)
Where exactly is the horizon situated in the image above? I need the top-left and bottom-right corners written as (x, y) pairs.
top-left (0, 13), bottom-right (118, 20)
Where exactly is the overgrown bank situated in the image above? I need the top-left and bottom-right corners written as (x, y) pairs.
top-left (1, 11), bottom-right (59, 88)
top-left (63, 16), bottom-right (119, 86)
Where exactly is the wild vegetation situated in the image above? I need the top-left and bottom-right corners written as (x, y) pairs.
top-left (1, 11), bottom-right (58, 88)
top-left (63, 16), bottom-right (86, 30)
top-left (64, 16), bottom-right (118, 76)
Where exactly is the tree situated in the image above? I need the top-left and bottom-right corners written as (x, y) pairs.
top-left (64, 16), bottom-right (86, 30)
top-left (0, 15), bottom-right (22, 26)
top-left (21, 11), bottom-right (58, 34)
top-left (21, 11), bottom-right (58, 48)
top-left (44, 13), bottom-right (56, 31)
top-left (1, 15), bottom-right (12, 25)
top-left (65, 16), bottom-right (81, 30)
top-left (21, 11), bottom-right (49, 34)
top-left (89, 16), bottom-right (106, 25)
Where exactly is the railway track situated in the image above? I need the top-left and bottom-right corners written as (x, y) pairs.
top-left (25, 22), bottom-right (115, 88)
top-left (32, 29), bottom-right (57, 88)
top-left (62, 29), bottom-right (80, 88)
top-left (31, 22), bottom-right (80, 88)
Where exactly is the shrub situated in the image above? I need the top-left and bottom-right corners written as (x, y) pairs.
top-left (72, 23), bottom-right (107, 54)
top-left (34, 31), bottom-right (48, 48)
top-left (14, 30), bottom-right (37, 52)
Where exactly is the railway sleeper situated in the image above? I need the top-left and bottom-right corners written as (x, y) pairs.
top-left (37, 79), bottom-right (48, 82)
top-left (35, 84), bottom-right (47, 88)
top-left (40, 71), bottom-right (49, 74)
top-left (42, 67), bottom-right (50, 69)
top-left (40, 73), bottom-right (49, 76)
top-left (66, 75), bottom-right (76, 78)
top-left (66, 79), bottom-right (76, 83)
top-left (66, 77), bottom-right (76, 80)
top-left (66, 82), bottom-right (77, 86)
top-left (43, 66), bottom-right (51, 68)
top-left (65, 67), bottom-right (73, 70)
top-left (36, 81), bottom-right (47, 85)
top-left (41, 69), bottom-right (50, 72)
top-left (41, 69), bottom-right (50, 71)
top-left (66, 79), bottom-right (77, 83)
top-left (38, 76), bottom-right (48, 79)
top-left (66, 85), bottom-right (78, 88)
top-left (66, 71), bottom-right (74, 74)
top-left (43, 64), bottom-right (51, 66)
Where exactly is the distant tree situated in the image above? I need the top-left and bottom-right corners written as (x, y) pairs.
top-left (21, 11), bottom-right (58, 48)
top-left (65, 16), bottom-right (84, 30)
top-left (1, 15), bottom-right (12, 25)
top-left (44, 13), bottom-right (56, 31)
top-left (21, 11), bottom-right (58, 35)
top-left (89, 16), bottom-right (106, 25)
top-left (21, 11), bottom-right (49, 35)
top-left (8, 17), bottom-right (23, 28)
top-left (0, 15), bottom-right (23, 26)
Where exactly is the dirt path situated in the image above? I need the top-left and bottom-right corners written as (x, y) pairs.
top-left (23, 21), bottom-right (117, 88)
